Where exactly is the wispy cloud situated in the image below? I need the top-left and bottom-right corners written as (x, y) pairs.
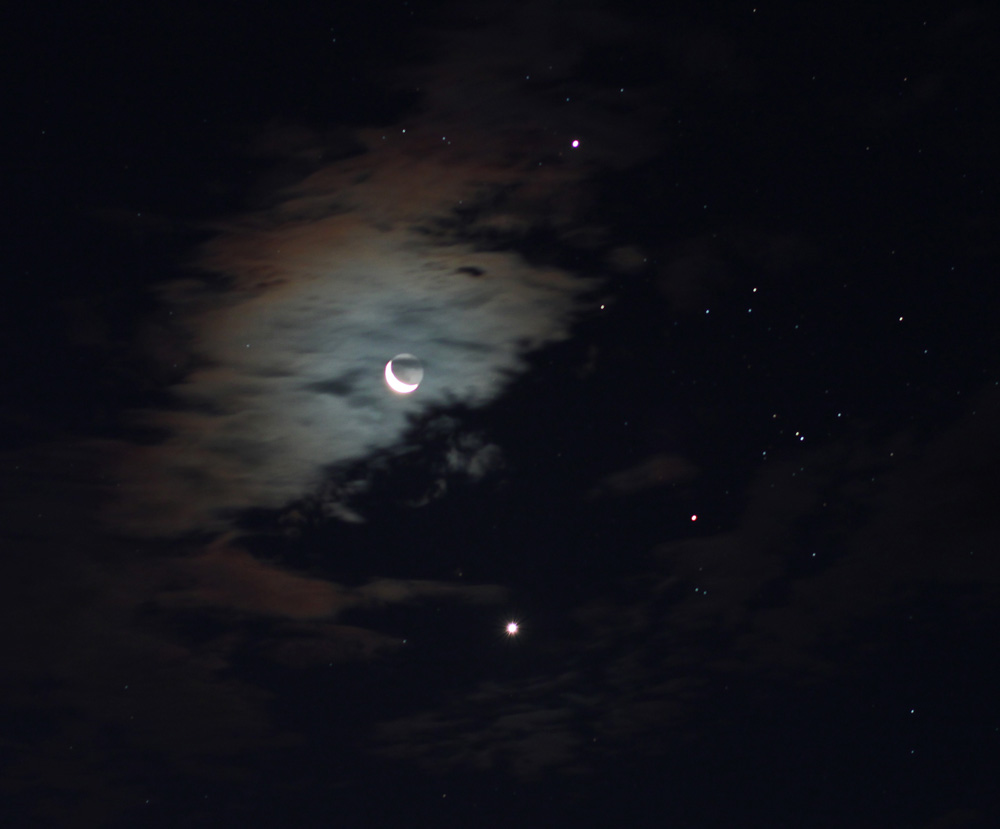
top-left (109, 130), bottom-right (593, 539)
top-left (102, 1), bottom-right (669, 539)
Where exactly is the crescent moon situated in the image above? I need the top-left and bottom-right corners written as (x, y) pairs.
top-left (385, 359), bottom-right (419, 394)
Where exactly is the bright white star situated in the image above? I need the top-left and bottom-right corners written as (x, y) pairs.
top-left (505, 621), bottom-right (519, 636)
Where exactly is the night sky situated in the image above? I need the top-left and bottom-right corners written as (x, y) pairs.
top-left (4, 1), bottom-right (1000, 826)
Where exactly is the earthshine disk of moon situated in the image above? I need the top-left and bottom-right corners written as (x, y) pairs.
top-left (384, 353), bottom-right (424, 394)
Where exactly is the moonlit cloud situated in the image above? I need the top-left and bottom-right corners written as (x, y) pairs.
top-left (100, 1), bottom-right (668, 539)
top-left (114, 127), bottom-right (603, 537)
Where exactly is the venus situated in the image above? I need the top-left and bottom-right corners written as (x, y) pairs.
top-left (384, 353), bottom-right (424, 394)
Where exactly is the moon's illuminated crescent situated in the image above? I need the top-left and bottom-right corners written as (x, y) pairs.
top-left (385, 357), bottom-right (420, 394)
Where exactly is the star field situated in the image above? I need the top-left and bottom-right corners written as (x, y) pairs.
top-left (3, 2), bottom-right (1000, 827)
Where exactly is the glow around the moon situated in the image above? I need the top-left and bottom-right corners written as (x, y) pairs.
top-left (385, 354), bottom-right (424, 394)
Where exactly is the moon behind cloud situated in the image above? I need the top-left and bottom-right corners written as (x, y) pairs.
top-left (385, 354), bottom-right (424, 394)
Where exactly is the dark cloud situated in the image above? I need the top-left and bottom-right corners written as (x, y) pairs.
top-left (158, 535), bottom-right (357, 619)
top-left (589, 453), bottom-right (699, 497)
top-left (375, 388), bottom-right (1000, 777)
top-left (0, 445), bottom-right (509, 821)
